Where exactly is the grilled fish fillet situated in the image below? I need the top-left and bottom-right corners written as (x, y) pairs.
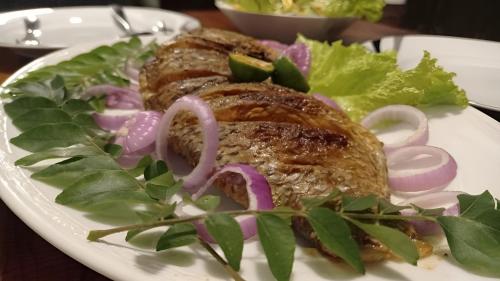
top-left (140, 28), bottom-right (425, 262)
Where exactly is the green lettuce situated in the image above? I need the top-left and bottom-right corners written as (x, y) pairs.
top-left (221, 0), bottom-right (385, 21)
top-left (223, 0), bottom-right (282, 14)
top-left (298, 36), bottom-right (469, 121)
top-left (309, 0), bottom-right (385, 22)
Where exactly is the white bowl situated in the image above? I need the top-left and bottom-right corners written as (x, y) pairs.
top-left (215, 1), bottom-right (355, 43)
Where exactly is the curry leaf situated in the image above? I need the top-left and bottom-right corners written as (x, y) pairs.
top-left (4, 96), bottom-right (57, 119)
top-left (88, 96), bottom-right (106, 112)
top-left (411, 204), bottom-right (445, 216)
top-left (349, 219), bottom-right (419, 265)
top-left (56, 170), bottom-right (152, 205)
top-left (342, 194), bottom-right (377, 212)
top-left (438, 214), bottom-right (500, 276)
top-left (458, 191), bottom-right (496, 219)
top-left (127, 155), bottom-right (153, 177)
top-left (308, 207), bottom-right (364, 273)
top-left (144, 160), bottom-right (168, 181)
top-left (147, 170), bottom-right (176, 186)
top-left (378, 198), bottom-right (411, 214)
top-left (12, 108), bottom-right (72, 131)
top-left (194, 195), bottom-right (221, 211)
top-left (61, 99), bottom-right (93, 115)
top-left (205, 213), bottom-right (244, 271)
top-left (257, 213), bottom-right (295, 281)
top-left (10, 123), bottom-right (89, 152)
top-left (156, 223), bottom-right (198, 251)
top-left (103, 143), bottom-right (122, 158)
top-left (32, 155), bottom-right (121, 188)
top-left (15, 144), bottom-right (101, 166)
top-left (146, 173), bottom-right (182, 200)
top-left (5, 37), bottom-right (149, 97)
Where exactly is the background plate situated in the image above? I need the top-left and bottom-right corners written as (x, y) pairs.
top-left (0, 6), bottom-right (200, 54)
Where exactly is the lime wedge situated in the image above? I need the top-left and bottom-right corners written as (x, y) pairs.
top-left (229, 53), bottom-right (274, 82)
top-left (272, 56), bottom-right (310, 92)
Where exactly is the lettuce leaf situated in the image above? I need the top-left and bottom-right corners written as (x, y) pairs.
top-left (310, 0), bottom-right (385, 22)
top-left (298, 36), bottom-right (469, 121)
top-left (223, 0), bottom-right (282, 13)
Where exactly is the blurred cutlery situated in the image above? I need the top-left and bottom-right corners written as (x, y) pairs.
top-left (16, 15), bottom-right (41, 46)
top-left (110, 5), bottom-right (153, 36)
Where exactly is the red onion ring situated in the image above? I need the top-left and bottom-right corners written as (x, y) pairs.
top-left (123, 111), bottom-right (162, 153)
top-left (399, 191), bottom-right (463, 235)
top-left (282, 43), bottom-right (311, 76)
top-left (92, 112), bottom-right (135, 131)
top-left (312, 93), bottom-right (343, 112)
top-left (115, 143), bottom-right (155, 167)
top-left (112, 111), bottom-right (162, 167)
top-left (155, 95), bottom-right (219, 192)
top-left (387, 146), bottom-right (458, 192)
top-left (83, 85), bottom-right (144, 110)
top-left (361, 105), bottom-right (428, 153)
top-left (259, 40), bottom-right (288, 52)
top-left (190, 164), bottom-right (274, 242)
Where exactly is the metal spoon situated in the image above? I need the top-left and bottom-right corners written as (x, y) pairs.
top-left (110, 5), bottom-right (154, 37)
top-left (16, 15), bottom-right (41, 46)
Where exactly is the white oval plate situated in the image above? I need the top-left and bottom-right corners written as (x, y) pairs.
top-left (1, 40), bottom-right (500, 281)
top-left (0, 6), bottom-right (200, 55)
top-left (381, 35), bottom-right (500, 112)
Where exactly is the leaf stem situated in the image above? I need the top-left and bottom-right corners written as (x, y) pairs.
top-left (345, 213), bottom-right (437, 222)
top-left (88, 209), bottom-right (305, 241)
top-left (88, 208), bottom-right (439, 241)
top-left (198, 238), bottom-right (246, 281)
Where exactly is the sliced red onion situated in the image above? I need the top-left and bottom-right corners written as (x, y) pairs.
top-left (83, 85), bottom-right (144, 110)
top-left (259, 40), bottom-right (288, 52)
top-left (282, 43), bottom-right (311, 76)
top-left (312, 93), bottom-right (343, 112)
top-left (387, 146), bottom-right (457, 192)
top-left (123, 111), bottom-right (163, 153)
top-left (191, 164), bottom-right (274, 242)
top-left (399, 191), bottom-right (462, 235)
top-left (361, 105), bottom-right (428, 153)
top-left (116, 143), bottom-right (155, 167)
top-left (92, 112), bottom-right (135, 131)
top-left (112, 111), bottom-right (162, 167)
top-left (156, 95), bottom-right (219, 192)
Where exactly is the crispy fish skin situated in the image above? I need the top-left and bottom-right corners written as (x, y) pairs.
top-left (140, 28), bottom-right (278, 109)
top-left (140, 28), bottom-right (410, 262)
top-left (165, 83), bottom-right (395, 261)
top-left (143, 76), bottom-right (230, 111)
top-left (167, 83), bottom-right (389, 208)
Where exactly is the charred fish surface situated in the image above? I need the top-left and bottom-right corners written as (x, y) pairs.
top-left (140, 28), bottom-right (278, 109)
top-left (141, 28), bottom-right (400, 261)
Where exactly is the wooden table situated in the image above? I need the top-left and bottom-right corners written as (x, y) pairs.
top-left (0, 9), bottom-right (496, 281)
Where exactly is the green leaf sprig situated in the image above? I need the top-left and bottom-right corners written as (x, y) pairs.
top-left (87, 189), bottom-right (500, 281)
top-left (3, 37), bottom-right (156, 99)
